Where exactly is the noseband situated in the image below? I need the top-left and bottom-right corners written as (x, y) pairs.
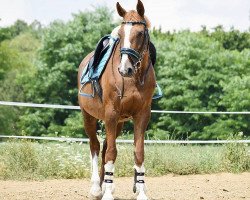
top-left (120, 20), bottom-right (149, 71)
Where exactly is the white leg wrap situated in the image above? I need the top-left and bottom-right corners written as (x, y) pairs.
top-left (101, 161), bottom-right (115, 200)
top-left (90, 153), bottom-right (102, 198)
top-left (134, 163), bottom-right (148, 200)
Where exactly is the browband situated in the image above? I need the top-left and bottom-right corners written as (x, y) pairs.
top-left (122, 20), bottom-right (147, 27)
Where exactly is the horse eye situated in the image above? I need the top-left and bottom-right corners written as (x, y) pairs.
top-left (139, 31), bottom-right (144, 35)
top-left (136, 31), bottom-right (143, 38)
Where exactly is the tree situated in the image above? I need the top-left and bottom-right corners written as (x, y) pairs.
top-left (152, 31), bottom-right (250, 139)
top-left (18, 7), bottom-right (116, 137)
top-left (0, 19), bottom-right (30, 42)
top-left (0, 31), bottom-right (41, 135)
top-left (207, 26), bottom-right (250, 51)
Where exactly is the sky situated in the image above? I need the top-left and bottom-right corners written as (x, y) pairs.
top-left (0, 0), bottom-right (250, 32)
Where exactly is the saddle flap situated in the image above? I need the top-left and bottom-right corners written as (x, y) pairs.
top-left (79, 36), bottom-right (119, 99)
top-left (92, 35), bottom-right (111, 68)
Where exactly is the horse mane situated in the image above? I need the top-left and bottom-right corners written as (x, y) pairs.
top-left (124, 10), bottom-right (151, 28)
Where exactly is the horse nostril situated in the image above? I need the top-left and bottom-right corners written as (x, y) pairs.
top-left (127, 68), bottom-right (133, 76)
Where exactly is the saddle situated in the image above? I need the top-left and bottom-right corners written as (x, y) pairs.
top-left (79, 35), bottom-right (161, 101)
top-left (89, 35), bottom-right (110, 71)
top-left (79, 35), bottom-right (119, 101)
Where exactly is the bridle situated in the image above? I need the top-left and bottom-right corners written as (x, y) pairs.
top-left (112, 20), bottom-right (151, 99)
top-left (120, 20), bottom-right (150, 72)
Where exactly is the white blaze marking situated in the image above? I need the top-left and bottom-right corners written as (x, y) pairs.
top-left (124, 24), bottom-right (132, 48)
top-left (120, 24), bottom-right (133, 73)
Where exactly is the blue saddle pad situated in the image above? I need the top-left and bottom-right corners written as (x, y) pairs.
top-left (80, 36), bottom-right (118, 85)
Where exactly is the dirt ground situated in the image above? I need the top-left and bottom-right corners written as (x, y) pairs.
top-left (0, 173), bottom-right (250, 200)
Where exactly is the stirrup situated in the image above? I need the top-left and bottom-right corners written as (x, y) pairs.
top-left (152, 83), bottom-right (163, 100)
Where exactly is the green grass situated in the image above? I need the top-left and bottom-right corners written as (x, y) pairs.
top-left (0, 140), bottom-right (249, 180)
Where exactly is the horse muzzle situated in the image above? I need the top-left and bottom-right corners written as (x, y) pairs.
top-left (118, 54), bottom-right (135, 77)
top-left (118, 66), bottom-right (134, 77)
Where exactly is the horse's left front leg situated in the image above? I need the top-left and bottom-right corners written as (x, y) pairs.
top-left (133, 108), bottom-right (151, 200)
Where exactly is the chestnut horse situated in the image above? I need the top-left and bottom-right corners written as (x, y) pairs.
top-left (78, 1), bottom-right (155, 199)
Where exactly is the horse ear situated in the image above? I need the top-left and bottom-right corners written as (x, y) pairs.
top-left (136, 0), bottom-right (145, 17)
top-left (116, 2), bottom-right (126, 17)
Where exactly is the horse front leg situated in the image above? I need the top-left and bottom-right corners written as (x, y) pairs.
top-left (82, 109), bottom-right (101, 199)
top-left (133, 109), bottom-right (151, 200)
top-left (101, 110), bottom-right (119, 200)
top-left (100, 122), bottom-right (124, 186)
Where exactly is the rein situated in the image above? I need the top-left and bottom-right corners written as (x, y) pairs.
top-left (112, 38), bottom-right (125, 99)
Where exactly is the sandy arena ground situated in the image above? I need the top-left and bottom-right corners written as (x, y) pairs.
top-left (1, 173), bottom-right (250, 200)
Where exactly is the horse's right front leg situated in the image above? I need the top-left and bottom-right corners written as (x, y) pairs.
top-left (100, 122), bottom-right (124, 185)
top-left (101, 109), bottom-right (118, 200)
top-left (82, 109), bottom-right (101, 199)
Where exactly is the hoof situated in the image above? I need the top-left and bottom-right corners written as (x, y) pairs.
top-left (101, 196), bottom-right (114, 200)
top-left (101, 190), bottom-right (114, 200)
top-left (137, 196), bottom-right (148, 200)
top-left (90, 184), bottom-right (102, 200)
top-left (101, 198), bottom-right (114, 200)
top-left (90, 194), bottom-right (102, 200)
top-left (137, 191), bottom-right (148, 200)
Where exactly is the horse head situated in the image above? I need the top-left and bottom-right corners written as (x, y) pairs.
top-left (116, 0), bottom-right (151, 77)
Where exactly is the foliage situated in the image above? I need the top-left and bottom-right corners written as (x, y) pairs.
top-left (151, 30), bottom-right (250, 139)
top-left (46, 112), bottom-right (85, 138)
top-left (0, 31), bottom-right (40, 135)
top-left (17, 7), bottom-right (116, 137)
top-left (0, 19), bottom-right (42, 42)
top-left (0, 41), bottom-right (20, 80)
top-left (209, 26), bottom-right (250, 51)
top-left (0, 141), bottom-right (89, 180)
top-left (223, 133), bottom-right (250, 172)
top-left (0, 141), bottom-right (249, 180)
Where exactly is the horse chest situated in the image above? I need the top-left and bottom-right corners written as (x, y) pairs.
top-left (120, 89), bottom-right (144, 113)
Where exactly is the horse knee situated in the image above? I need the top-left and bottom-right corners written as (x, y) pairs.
top-left (105, 147), bottom-right (117, 163)
top-left (89, 138), bottom-right (100, 156)
top-left (134, 151), bottom-right (144, 166)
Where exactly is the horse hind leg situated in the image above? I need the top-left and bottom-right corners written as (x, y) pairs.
top-left (82, 109), bottom-right (102, 199)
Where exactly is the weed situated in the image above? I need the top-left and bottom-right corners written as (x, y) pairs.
top-left (0, 139), bottom-right (249, 180)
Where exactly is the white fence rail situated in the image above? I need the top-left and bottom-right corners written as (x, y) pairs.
top-left (1, 101), bottom-right (250, 114)
top-left (1, 101), bottom-right (250, 144)
top-left (0, 101), bottom-right (80, 110)
top-left (1, 135), bottom-right (250, 144)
